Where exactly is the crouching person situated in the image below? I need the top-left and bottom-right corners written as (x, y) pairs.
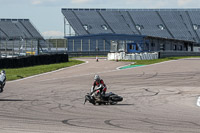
top-left (0, 70), bottom-right (6, 93)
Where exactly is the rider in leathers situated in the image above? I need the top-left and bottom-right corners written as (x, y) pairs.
top-left (91, 75), bottom-right (107, 100)
top-left (0, 70), bottom-right (6, 93)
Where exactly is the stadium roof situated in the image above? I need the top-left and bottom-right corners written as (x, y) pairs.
top-left (62, 8), bottom-right (200, 43)
top-left (0, 19), bottom-right (43, 40)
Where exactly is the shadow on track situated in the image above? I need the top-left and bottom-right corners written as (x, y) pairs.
top-left (111, 103), bottom-right (134, 106)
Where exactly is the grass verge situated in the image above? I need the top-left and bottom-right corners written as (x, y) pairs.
top-left (122, 56), bottom-right (200, 65)
top-left (4, 59), bottom-right (84, 81)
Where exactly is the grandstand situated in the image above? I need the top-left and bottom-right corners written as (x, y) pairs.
top-left (62, 8), bottom-right (200, 53)
top-left (0, 19), bottom-right (45, 58)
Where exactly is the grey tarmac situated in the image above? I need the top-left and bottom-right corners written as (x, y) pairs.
top-left (1, 58), bottom-right (200, 133)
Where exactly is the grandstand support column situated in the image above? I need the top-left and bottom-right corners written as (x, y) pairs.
top-left (73, 39), bottom-right (75, 52)
top-left (149, 40), bottom-right (151, 51)
top-left (37, 39), bottom-right (40, 55)
top-left (25, 40), bottom-right (27, 54)
top-left (31, 40), bottom-right (33, 54)
top-left (104, 40), bottom-right (106, 51)
top-left (125, 41), bottom-right (127, 53)
top-left (64, 16), bottom-right (66, 37)
top-left (47, 40), bottom-right (50, 52)
top-left (88, 39), bottom-right (91, 51)
top-left (18, 40), bottom-right (21, 55)
top-left (12, 40), bottom-right (14, 57)
top-left (96, 40), bottom-right (99, 51)
top-left (81, 39), bottom-right (83, 51)
top-left (56, 39), bottom-right (58, 53)
top-left (64, 39), bottom-right (67, 53)
top-left (5, 40), bottom-right (7, 58)
top-left (191, 43), bottom-right (194, 52)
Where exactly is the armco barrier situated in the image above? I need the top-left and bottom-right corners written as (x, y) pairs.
top-left (0, 54), bottom-right (69, 69)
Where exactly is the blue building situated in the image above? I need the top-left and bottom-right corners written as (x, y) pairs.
top-left (62, 8), bottom-right (200, 53)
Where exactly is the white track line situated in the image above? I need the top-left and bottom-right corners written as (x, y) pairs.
top-left (116, 60), bottom-right (178, 70)
top-left (197, 96), bottom-right (200, 107)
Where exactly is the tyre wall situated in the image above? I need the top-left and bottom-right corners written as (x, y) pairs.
top-left (0, 54), bottom-right (68, 69)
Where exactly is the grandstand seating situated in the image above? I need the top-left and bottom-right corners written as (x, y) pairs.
top-left (62, 8), bottom-right (200, 43)
top-left (128, 11), bottom-right (172, 38)
top-left (0, 19), bottom-right (43, 40)
top-left (74, 10), bottom-right (113, 34)
top-left (62, 10), bottom-right (88, 35)
top-left (188, 11), bottom-right (200, 40)
top-left (99, 11), bottom-right (133, 34)
top-left (20, 20), bottom-right (43, 39)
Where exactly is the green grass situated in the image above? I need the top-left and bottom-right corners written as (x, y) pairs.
top-left (4, 59), bottom-right (84, 81)
top-left (122, 56), bottom-right (200, 65)
top-left (4, 56), bottom-right (200, 81)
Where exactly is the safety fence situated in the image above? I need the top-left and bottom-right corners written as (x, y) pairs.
top-left (0, 39), bottom-right (68, 59)
top-left (68, 51), bottom-right (108, 57)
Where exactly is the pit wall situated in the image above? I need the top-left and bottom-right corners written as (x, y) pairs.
top-left (107, 52), bottom-right (159, 60)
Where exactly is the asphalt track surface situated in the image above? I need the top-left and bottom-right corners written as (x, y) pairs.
top-left (1, 58), bottom-right (200, 133)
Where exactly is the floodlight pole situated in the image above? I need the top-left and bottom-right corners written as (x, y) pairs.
top-left (64, 16), bottom-right (66, 37)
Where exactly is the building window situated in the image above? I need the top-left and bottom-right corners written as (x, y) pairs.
top-left (101, 24), bottom-right (108, 30)
top-left (179, 45), bottom-right (183, 51)
top-left (136, 44), bottom-right (139, 51)
top-left (151, 43), bottom-right (155, 47)
top-left (157, 24), bottom-right (165, 30)
top-left (136, 24), bottom-right (144, 31)
top-left (160, 44), bottom-right (165, 51)
top-left (173, 45), bottom-right (177, 51)
top-left (130, 45), bottom-right (134, 49)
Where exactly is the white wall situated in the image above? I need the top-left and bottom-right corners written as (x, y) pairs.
top-left (193, 47), bottom-right (200, 52)
top-left (107, 52), bottom-right (158, 60)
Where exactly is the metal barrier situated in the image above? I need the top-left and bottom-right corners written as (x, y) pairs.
top-left (0, 39), bottom-right (68, 59)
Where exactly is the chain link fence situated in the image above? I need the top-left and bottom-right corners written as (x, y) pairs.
top-left (0, 39), bottom-right (68, 58)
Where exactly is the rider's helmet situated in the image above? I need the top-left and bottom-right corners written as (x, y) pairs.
top-left (94, 75), bottom-right (100, 81)
top-left (1, 70), bottom-right (5, 74)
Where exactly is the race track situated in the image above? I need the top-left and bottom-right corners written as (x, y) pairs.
top-left (1, 58), bottom-right (200, 133)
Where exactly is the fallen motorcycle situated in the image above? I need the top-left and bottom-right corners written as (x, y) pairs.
top-left (84, 90), bottom-right (123, 105)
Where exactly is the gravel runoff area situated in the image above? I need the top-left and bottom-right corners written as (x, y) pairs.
top-left (1, 57), bottom-right (200, 133)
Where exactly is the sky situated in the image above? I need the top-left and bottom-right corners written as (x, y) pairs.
top-left (0, 0), bottom-right (200, 38)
